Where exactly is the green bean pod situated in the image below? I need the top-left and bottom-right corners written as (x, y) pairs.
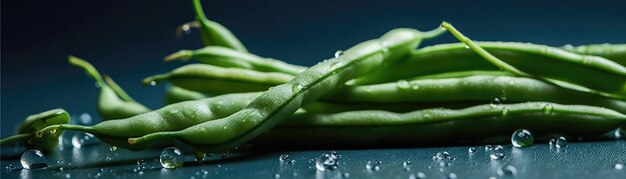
top-left (0, 109), bottom-right (70, 152)
top-left (143, 64), bottom-right (293, 94)
top-left (331, 73), bottom-right (626, 113)
top-left (164, 85), bottom-right (210, 105)
top-left (439, 22), bottom-right (626, 99)
top-left (126, 27), bottom-right (446, 153)
top-left (255, 102), bottom-right (626, 147)
top-left (191, 0), bottom-right (247, 52)
top-left (563, 44), bottom-right (626, 66)
top-left (69, 56), bottom-right (150, 119)
top-left (165, 46), bottom-right (306, 75)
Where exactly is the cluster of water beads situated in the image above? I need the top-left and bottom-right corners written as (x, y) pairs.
top-left (20, 149), bottom-right (48, 169)
top-left (278, 154), bottom-right (296, 164)
top-left (548, 136), bottom-right (568, 148)
top-left (488, 145), bottom-right (505, 160)
top-left (159, 147), bottom-right (184, 169)
top-left (365, 161), bottom-right (382, 172)
top-left (315, 151), bottom-right (339, 171)
top-left (511, 129), bottom-right (534, 147)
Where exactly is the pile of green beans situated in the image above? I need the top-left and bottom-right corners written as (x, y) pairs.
top-left (1, 0), bottom-right (625, 155)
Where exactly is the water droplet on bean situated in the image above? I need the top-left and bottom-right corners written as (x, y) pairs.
top-left (109, 146), bottom-right (117, 151)
top-left (490, 98), bottom-right (501, 108)
top-left (292, 83), bottom-right (304, 93)
top-left (334, 50), bottom-right (344, 58)
top-left (543, 104), bottom-right (554, 114)
top-left (396, 80), bottom-right (410, 90)
top-left (149, 81), bottom-right (157, 86)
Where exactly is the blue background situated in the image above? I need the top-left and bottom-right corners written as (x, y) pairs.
top-left (2, 0), bottom-right (626, 136)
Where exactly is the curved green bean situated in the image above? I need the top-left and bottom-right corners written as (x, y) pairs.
top-left (255, 102), bottom-right (626, 147)
top-left (439, 22), bottom-right (626, 99)
top-left (126, 27), bottom-right (446, 153)
top-left (69, 56), bottom-right (150, 119)
top-left (191, 0), bottom-right (247, 52)
top-left (563, 44), bottom-right (626, 66)
top-left (143, 64), bottom-right (293, 94)
top-left (0, 109), bottom-right (70, 152)
top-left (164, 85), bottom-right (210, 105)
top-left (165, 46), bottom-right (306, 75)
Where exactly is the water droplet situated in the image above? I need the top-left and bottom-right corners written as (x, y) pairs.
top-left (291, 83), bottom-right (304, 93)
top-left (396, 80), bottom-right (410, 90)
top-left (434, 151), bottom-right (452, 160)
top-left (485, 145), bottom-right (493, 151)
top-left (334, 50), bottom-right (344, 58)
top-left (315, 151), bottom-right (339, 171)
top-left (137, 159), bottom-right (146, 166)
top-left (555, 136), bottom-right (568, 148)
top-left (55, 166), bottom-right (64, 171)
top-left (490, 98), bottom-right (501, 108)
top-left (615, 163), bottom-right (623, 170)
top-left (543, 104), bottom-right (554, 114)
top-left (489, 151), bottom-right (505, 160)
top-left (65, 173), bottom-right (71, 178)
top-left (448, 172), bottom-right (457, 179)
top-left (149, 81), bottom-right (157, 86)
top-left (110, 146), bottom-right (118, 151)
top-left (511, 129), bottom-right (534, 147)
top-left (50, 129), bottom-right (57, 134)
top-left (138, 171), bottom-right (144, 175)
top-left (416, 172), bottom-right (426, 179)
top-left (615, 129), bottom-right (624, 139)
top-left (220, 151), bottom-right (229, 159)
top-left (343, 172), bottom-right (350, 178)
top-left (468, 147), bottom-right (477, 153)
top-left (501, 107), bottom-right (509, 116)
top-left (20, 150), bottom-right (48, 169)
top-left (279, 154), bottom-right (290, 162)
top-left (274, 173), bottom-right (280, 178)
top-left (464, 45), bottom-right (470, 49)
top-left (94, 82), bottom-right (102, 88)
top-left (160, 147), bottom-right (184, 169)
top-left (71, 133), bottom-right (96, 148)
top-left (403, 160), bottom-right (411, 167)
top-left (365, 161), bottom-right (382, 172)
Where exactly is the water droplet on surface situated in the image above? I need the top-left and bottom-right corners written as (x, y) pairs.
top-left (138, 171), bottom-right (144, 175)
top-left (343, 172), bottom-right (350, 178)
top-left (490, 98), bottom-right (501, 108)
top-left (334, 50), bottom-right (344, 58)
top-left (20, 150), bottom-right (47, 169)
top-left (468, 147), bottom-right (477, 153)
top-left (160, 147), bottom-right (184, 169)
top-left (615, 163), bottom-right (623, 170)
top-left (485, 145), bottom-right (493, 151)
top-left (71, 133), bottom-right (96, 148)
top-left (501, 107), bottom-right (509, 116)
top-left (365, 161), bottom-right (382, 172)
top-left (448, 172), bottom-right (457, 179)
top-left (434, 151), bottom-right (452, 160)
top-left (274, 173), bottom-right (280, 178)
top-left (543, 104), bottom-right (553, 114)
top-left (511, 129), bottom-right (534, 147)
top-left (549, 138), bottom-right (557, 146)
top-left (555, 136), bottom-right (568, 148)
top-left (279, 154), bottom-right (290, 162)
top-left (497, 165), bottom-right (517, 176)
top-left (50, 129), bottom-right (57, 134)
top-left (137, 159), bottom-right (146, 166)
top-left (110, 146), bottom-right (118, 151)
top-left (65, 173), bottom-right (71, 178)
top-left (403, 161), bottom-right (412, 167)
top-left (416, 172), bottom-right (426, 178)
top-left (149, 81), bottom-right (157, 86)
top-left (464, 45), bottom-right (470, 49)
top-left (315, 151), bottom-right (339, 171)
top-left (291, 83), bottom-right (304, 93)
top-left (489, 147), bottom-right (505, 160)
top-left (396, 80), bottom-right (410, 90)
top-left (615, 129), bottom-right (623, 139)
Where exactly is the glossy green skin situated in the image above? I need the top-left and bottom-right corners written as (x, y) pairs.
top-left (353, 42), bottom-right (626, 98)
top-left (563, 44), bottom-right (626, 67)
top-left (331, 74), bottom-right (626, 113)
top-left (165, 46), bottom-right (306, 75)
top-left (256, 102), bottom-right (626, 148)
top-left (192, 0), bottom-right (247, 52)
top-left (164, 85), bottom-right (210, 105)
top-left (128, 28), bottom-right (440, 152)
top-left (69, 56), bottom-right (150, 120)
top-left (144, 64), bottom-right (294, 94)
top-left (13, 109), bottom-right (70, 152)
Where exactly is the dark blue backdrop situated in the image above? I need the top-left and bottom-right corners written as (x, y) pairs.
top-left (2, 0), bottom-right (626, 136)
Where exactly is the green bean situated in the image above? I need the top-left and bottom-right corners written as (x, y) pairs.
top-left (125, 27), bottom-right (446, 153)
top-left (69, 56), bottom-right (150, 119)
top-left (165, 46), bottom-right (306, 75)
top-left (143, 64), bottom-right (294, 94)
top-left (0, 109), bottom-right (70, 152)
top-left (330, 73), bottom-right (626, 113)
top-left (563, 44), bottom-right (626, 66)
top-left (439, 22), bottom-right (626, 99)
top-left (164, 85), bottom-right (210, 105)
top-left (255, 102), bottom-right (626, 147)
top-left (191, 0), bottom-right (247, 52)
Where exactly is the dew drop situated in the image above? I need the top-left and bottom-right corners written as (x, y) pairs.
top-left (468, 147), bottom-right (477, 153)
top-left (274, 173), bottom-right (280, 178)
top-left (497, 165), bottom-right (517, 176)
top-left (464, 45), bottom-right (470, 49)
top-left (278, 154), bottom-right (290, 162)
top-left (149, 81), bottom-right (157, 86)
top-left (396, 80), bottom-right (410, 90)
top-left (343, 172), bottom-right (350, 178)
top-left (315, 151), bottom-right (339, 171)
top-left (501, 107), bottom-right (509, 116)
top-left (615, 163), bottom-right (623, 170)
top-left (94, 82), bottom-right (102, 88)
top-left (416, 172), bottom-right (426, 179)
top-left (511, 129), bottom-right (534, 147)
top-left (555, 136), bottom-right (568, 148)
top-left (490, 98), bottom-right (501, 108)
top-left (65, 173), bottom-right (71, 178)
top-left (485, 145), bottom-right (493, 151)
top-left (448, 172), bottom-right (457, 179)
top-left (543, 104), bottom-right (554, 114)
top-left (110, 146), bottom-right (118, 151)
top-left (365, 161), bottom-right (382, 172)
top-left (434, 151), bottom-right (452, 160)
top-left (291, 83), bottom-right (304, 93)
top-left (160, 147), bottom-right (184, 169)
top-left (21, 150), bottom-right (47, 169)
top-left (549, 138), bottom-right (557, 146)
top-left (489, 151), bottom-right (505, 160)
top-left (334, 50), bottom-right (344, 58)
top-left (403, 160), bottom-right (411, 167)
